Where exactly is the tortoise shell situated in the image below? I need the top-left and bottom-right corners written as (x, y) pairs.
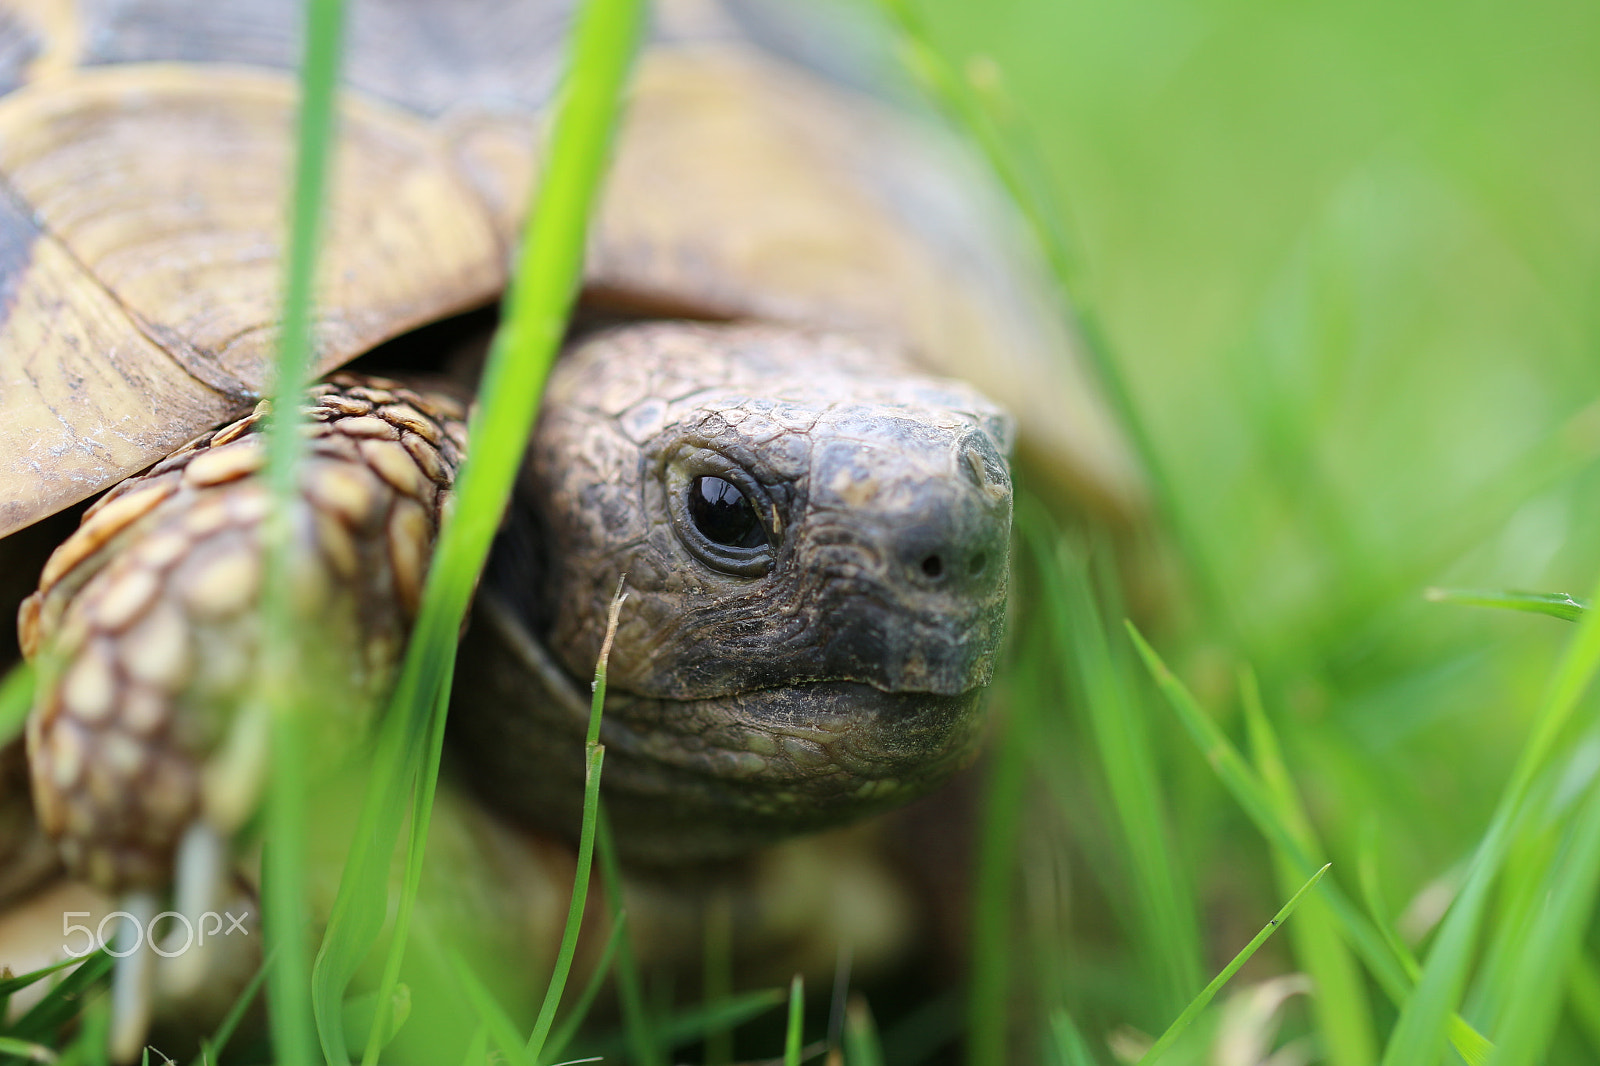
top-left (0, 0), bottom-right (1137, 544)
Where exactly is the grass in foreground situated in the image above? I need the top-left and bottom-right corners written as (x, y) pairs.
top-left (896, 0), bottom-right (1600, 1061)
top-left (307, 0), bottom-right (644, 1062)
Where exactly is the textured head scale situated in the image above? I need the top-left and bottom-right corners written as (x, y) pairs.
top-left (454, 320), bottom-right (1015, 859)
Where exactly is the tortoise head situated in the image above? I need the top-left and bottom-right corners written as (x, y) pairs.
top-left (452, 320), bottom-right (1014, 861)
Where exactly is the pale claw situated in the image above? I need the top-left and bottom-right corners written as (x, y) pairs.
top-left (160, 821), bottom-right (226, 998)
top-left (109, 891), bottom-right (157, 1064)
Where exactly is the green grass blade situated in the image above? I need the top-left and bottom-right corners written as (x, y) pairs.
top-left (188, 954), bottom-right (269, 1066)
top-left (1566, 953), bottom-right (1600, 1057)
top-left (310, 703), bottom-right (413, 1063)
top-left (259, 0), bottom-right (346, 1061)
top-left (11, 954), bottom-right (113, 1042)
top-left (1355, 829), bottom-right (1492, 1066)
top-left (1047, 1009), bottom-right (1097, 1066)
top-left (0, 955), bottom-right (85, 998)
top-left (702, 888), bottom-right (735, 1066)
top-left (310, 0), bottom-right (642, 1051)
top-left (1040, 532), bottom-right (1201, 1013)
top-left (594, 814), bottom-right (662, 1066)
top-left (0, 1035), bottom-right (56, 1062)
top-left (1486, 767), bottom-right (1600, 1066)
top-left (56, 991), bottom-right (108, 1066)
top-left (541, 917), bottom-right (625, 1065)
top-left (1355, 821), bottom-right (1424, 984)
top-left (447, 949), bottom-right (536, 1066)
top-left (1425, 587), bottom-right (1588, 622)
top-left (526, 587), bottom-right (624, 1063)
top-left (0, 662), bottom-right (31, 744)
top-left (1240, 669), bottom-right (1377, 1066)
top-left (875, 0), bottom-right (1227, 628)
top-left (1379, 565), bottom-right (1600, 1066)
top-left (357, 671), bottom-right (452, 1066)
top-left (844, 997), bottom-right (885, 1066)
top-left (390, 0), bottom-right (645, 754)
top-left (638, 991), bottom-right (785, 1052)
top-left (459, 1026), bottom-right (488, 1066)
top-left (784, 975), bottom-right (804, 1066)
top-left (1135, 863), bottom-right (1330, 1066)
top-left (524, 739), bottom-right (604, 1060)
top-left (341, 985), bottom-right (410, 1059)
top-left (1126, 622), bottom-right (1493, 1060)
top-left (967, 678), bottom-right (1028, 1066)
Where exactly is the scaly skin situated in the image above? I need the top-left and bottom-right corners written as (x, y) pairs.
top-left (5, 319), bottom-right (1012, 1056)
top-left (20, 374), bottom-right (466, 891)
top-left (456, 320), bottom-right (1015, 860)
top-left (17, 318), bottom-right (1013, 884)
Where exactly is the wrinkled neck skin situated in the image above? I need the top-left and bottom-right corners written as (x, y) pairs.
top-left (449, 321), bottom-right (1014, 863)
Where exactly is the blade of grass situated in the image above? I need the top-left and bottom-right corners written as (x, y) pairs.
top-left (447, 949), bottom-right (536, 1066)
top-left (844, 996), bottom-right (885, 1066)
top-left (310, 0), bottom-right (643, 1053)
top-left (0, 662), bottom-right (31, 744)
top-left (542, 917), bottom-right (625, 1065)
top-left (1355, 821), bottom-right (1423, 984)
top-left (875, 0), bottom-right (1226, 628)
top-left (784, 976), bottom-right (804, 1066)
top-left (1239, 669), bottom-right (1377, 1066)
top-left (309, 689), bottom-right (411, 1063)
top-left (1047, 1009), bottom-right (1097, 1066)
top-left (1035, 527), bottom-right (1201, 1014)
top-left (526, 585), bottom-right (624, 1063)
top-left (0, 955), bottom-right (86, 998)
top-left (189, 952), bottom-right (270, 1066)
top-left (342, 984), bottom-right (410, 1059)
top-left (1486, 759), bottom-right (1600, 1066)
top-left (1126, 623), bottom-right (1493, 1062)
top-left (11, 954), bottom-right (113, 1042)
top-left (1566, 953), bottom-right (1600, 1056)
top-left (702, 888), bottom-right (734, 1066)
top-left (0, 1035), bottom-right (56, 1062)
top-left (1379, 564), bottom-right (1600, 1066)
top-left (594, 814), bottom-right (663, 1066)
top-left (459, 1026), bottom-right (488, 1066)
top-left (1461, 775), bottom-right (1565, 1028)
top-left (1127, 624), bottom-right (1394, 970)
top-left (259, 0), bottom-right (347, 1061)
top-left (967, 676), bottom-right (1028, 1066)
top-left (62, 993), bottom-right (108, 1066)
top-left (1424, 588), bottom-right (1587, 622)
top-left (357, 670), bottom-right (453, 1066)
top-left (1135, 863), bottom-right (1330, 1066)
top-left (625, 991), bottom-right (785, 1053)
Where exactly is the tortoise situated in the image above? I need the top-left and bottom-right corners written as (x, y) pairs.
top-left (0, 0), bottom-right (1140, 1058)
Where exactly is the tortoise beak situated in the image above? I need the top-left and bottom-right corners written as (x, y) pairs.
top-left (801, 426), bottom-right (1012, 697)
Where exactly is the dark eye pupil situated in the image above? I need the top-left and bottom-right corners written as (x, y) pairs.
top-left (689, 476), bottom-right (766, 549)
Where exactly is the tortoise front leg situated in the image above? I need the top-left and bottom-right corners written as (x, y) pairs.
top-left (13, 373), bottom-right (465, 1055)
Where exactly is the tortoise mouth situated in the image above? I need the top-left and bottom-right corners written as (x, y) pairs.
top-left (452, 594), bottom-right (989, 860)
top-left (587, 682), bottom-right (988, 861)
top-left (599, 680), bottom-right (986, 784)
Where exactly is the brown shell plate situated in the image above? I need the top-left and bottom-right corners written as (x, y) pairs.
top-left (0, 0), bottom-right (1140, 541)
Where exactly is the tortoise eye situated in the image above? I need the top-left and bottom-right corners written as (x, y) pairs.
top-left (689, 476), bottom-right (766, 549)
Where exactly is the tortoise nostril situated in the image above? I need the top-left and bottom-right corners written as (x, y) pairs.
top-left (921, 554), bottom-right (944, 579)
top-left (970, 551), bottom-right (987, 578)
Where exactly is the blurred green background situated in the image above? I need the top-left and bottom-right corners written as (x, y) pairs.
top-left (885, 0), bottom-right (1600, 1062)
